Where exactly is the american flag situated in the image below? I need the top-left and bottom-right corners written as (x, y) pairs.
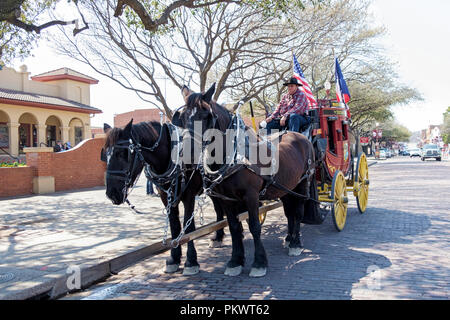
top-left (293, 54), bottom-right (317, 107)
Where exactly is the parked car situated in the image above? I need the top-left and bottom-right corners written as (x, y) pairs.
top-left (386, 149), bottom-right (393, 158)
top-left (409, 148), bottom-right (421, 157)
top-left (401, 150), bottom-right (410, 156)
top-left (421, 144), bottom-right (441, 161)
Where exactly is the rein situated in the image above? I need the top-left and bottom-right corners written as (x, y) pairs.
top-left (198, 101), bottom-right (318, 203)
top-left (105, 122), bottom-right (202, 247)
top-left (106, 123), bottom-right (185, 213)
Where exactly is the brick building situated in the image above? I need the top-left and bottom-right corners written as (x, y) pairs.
top-left (0, 65), bottom-right (102, 157)
top-left (114, 108), bottom-right (165, 128)
top-left (420, 125), bottom-right (442, 146)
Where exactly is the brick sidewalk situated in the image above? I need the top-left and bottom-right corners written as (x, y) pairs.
top-left (66, 157), bottom-right (450, 300)
top-left (2, 157), bottom-right (449, 300)
top-left (0, 175), bottom-right (219, 299)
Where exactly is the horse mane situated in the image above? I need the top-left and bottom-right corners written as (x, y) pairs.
top-left (104, 121), bottom-right (162, 149)
top-left (104, 127), bottom-right (121, 149)
top-left (210, 101), bottom-right (233, 131)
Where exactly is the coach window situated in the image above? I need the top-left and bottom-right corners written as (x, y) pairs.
top-left (327, 119), bottom-right (336, 154)
top-left (342, 121), bottom-right (348, 141)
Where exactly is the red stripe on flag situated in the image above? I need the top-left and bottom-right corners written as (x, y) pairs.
top-left (293, 73), bottom-right (317, 107)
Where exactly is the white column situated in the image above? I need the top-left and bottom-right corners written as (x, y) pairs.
top-left (8, 122), bottom-right (20, 156)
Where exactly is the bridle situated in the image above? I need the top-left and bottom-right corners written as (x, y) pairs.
top-left (105, 123), bottom-right (165, 207)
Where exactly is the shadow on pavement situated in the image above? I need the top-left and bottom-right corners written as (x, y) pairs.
top-left (102, 205), bottom-right (432, 300)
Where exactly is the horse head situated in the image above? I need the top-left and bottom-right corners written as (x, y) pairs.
top-left (103, 119), bottom-right (145, 205)
top-left (175, 83), bottom-right (220, 138)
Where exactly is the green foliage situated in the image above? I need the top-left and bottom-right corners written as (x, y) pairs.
top-left (0, 161), bottom-right (26, 167)
top-left (347, 80), bottom-right (421, 134)
top-left (0, 0), bottom-right (60, 66)
top-left (442, 106), bottom-right (450, 144)
top-left (379, 120), bottom-right (412, 143)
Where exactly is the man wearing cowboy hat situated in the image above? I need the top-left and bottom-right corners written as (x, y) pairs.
top-left (264, 77), bottom-right (310, 134)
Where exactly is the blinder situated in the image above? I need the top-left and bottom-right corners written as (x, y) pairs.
top-left (105, 138), bottom-right (144, 191)
top-left (106, 124), bottom-right (163, 196)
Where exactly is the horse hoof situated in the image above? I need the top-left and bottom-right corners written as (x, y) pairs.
top-left (209, 240), bottom-right (223, 248)
top-left (164, 264), bottom-right (180, 273)
top-left (224, 265), bottom-right (242, 277)
top-left (288, 247), bottom-right (304, 256)
top-left (283, 240), bottom-right (290, 248)
top-left (249, 267), bottom-right (267, 277)
top-left (183, 265), bottom-right (200, 276)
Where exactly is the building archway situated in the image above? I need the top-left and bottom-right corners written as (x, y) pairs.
top-left (0, 110), bottom-right (11, 154)
top-left (69, 118), bottom-right (84, 146)
top-left (18, 112), bottom-right (38, 152)
top-left (45, 115), bottom-right (63, 147)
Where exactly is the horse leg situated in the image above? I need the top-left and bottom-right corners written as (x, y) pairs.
top-left (246, 193), bottom-right (268, 277)
top-left (182, 195), bottom-right (200, 275)
top-left (287, 200), bottom-right (305, 256)
top-left (209, 197), bottom-right (226, 248)
top-left (165, 205), bottom-right (182, 273)
top-left (224, 202), bottom-right (245, 276)
top-left (288, 183), bottom-right (307, 256)
top-left (281, 195), bottom-right (296, 248)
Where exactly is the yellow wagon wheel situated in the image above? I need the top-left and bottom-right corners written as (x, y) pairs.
top-left (331, 170), bottom-right (348, 232)
top-left (355, 152), bottom-right (369, 214)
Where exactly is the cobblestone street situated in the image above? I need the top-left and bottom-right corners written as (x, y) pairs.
top-left (63, 157), bottom-right (450, 300)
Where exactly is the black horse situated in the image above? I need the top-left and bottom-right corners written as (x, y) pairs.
top-left (103, 119), bottom-right (232, 275)
top-left (175, 84), bottom-right (316, 277)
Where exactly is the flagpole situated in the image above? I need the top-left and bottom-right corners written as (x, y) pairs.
top-left (292, 49), bottom-right (296, 78)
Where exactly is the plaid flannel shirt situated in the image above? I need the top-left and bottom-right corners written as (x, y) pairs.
top-left (268, 89), bottom-right (309, 120)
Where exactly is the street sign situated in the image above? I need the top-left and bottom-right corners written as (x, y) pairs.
top-left (360, 137), bottom-right (369, 146)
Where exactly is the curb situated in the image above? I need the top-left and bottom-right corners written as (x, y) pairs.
top-left (3, 202), bottom-right (282, 300)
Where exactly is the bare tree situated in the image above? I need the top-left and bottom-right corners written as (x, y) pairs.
top-left (54, 1), bottom-right (305, 117)
top-left (0, 0), bottom-right (87, 35)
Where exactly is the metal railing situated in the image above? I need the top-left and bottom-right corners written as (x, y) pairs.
top-left (0, 146), bottom-right (20, 162)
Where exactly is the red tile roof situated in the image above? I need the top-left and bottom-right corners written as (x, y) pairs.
top-left (0, 88), bottom-right (102, 114)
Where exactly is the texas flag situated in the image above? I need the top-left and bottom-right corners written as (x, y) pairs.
top-left (335, 58), bottom-right (350, 103)
top-left (335, 57), bottom-right (351, 117)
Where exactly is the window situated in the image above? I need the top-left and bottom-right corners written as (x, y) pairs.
top-left (327, 119), bottom-right (336, 154)
top-left (0, 124), bottom-right (9, 148)
top-left (342, 121), bottom-right (348, 141)
top-left (74, 126), bottom-right (83, 145)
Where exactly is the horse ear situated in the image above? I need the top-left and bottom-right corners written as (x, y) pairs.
top-left (181, 85), bottom-right (192, 103)
top-left (103, 123), bottom-right (112, 133)
top-left (202, 83), bottom-right (216, 103)
top-left (123, 119), bottom-right (133, 136)
top-left (172, 110), bottom-right (182, 127)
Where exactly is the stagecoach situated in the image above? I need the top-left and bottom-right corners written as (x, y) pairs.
top-left (258, 99), bottom-right (370, 232)
top-left (103, 84), bottom-right (371, 278)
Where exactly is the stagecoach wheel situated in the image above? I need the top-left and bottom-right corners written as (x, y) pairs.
top-left (331, 170), bottom-right (348, 232)
top-left (355, 153), bottom-right (369, 214)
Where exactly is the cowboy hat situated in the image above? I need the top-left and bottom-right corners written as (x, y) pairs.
top-left (283, 77), bottom-right (303, 86)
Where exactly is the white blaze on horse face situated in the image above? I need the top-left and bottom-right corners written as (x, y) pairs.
top-left (106, 147), bottom-right (113, 165)
top-left (189, 107), bottom-right (197, 120)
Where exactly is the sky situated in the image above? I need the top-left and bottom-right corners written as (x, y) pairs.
top-left (369, 0), bottom-right (450, 131)
top-left (9, 0), bottom-right (450, 132)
